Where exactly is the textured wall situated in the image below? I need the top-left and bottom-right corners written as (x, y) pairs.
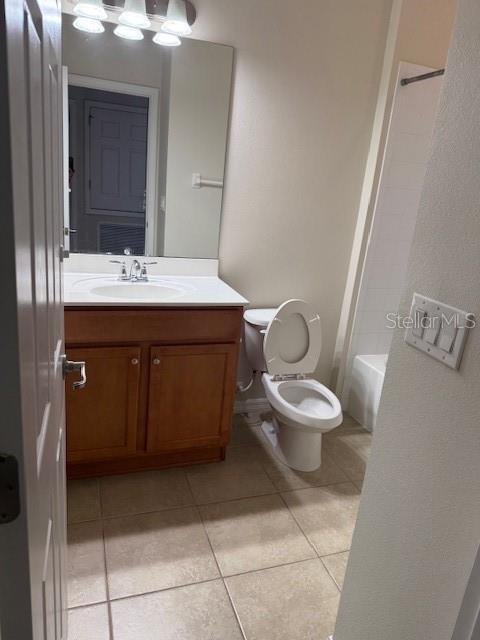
top-left (192, 0), bottom-right (392, 382)
top-left (334, 1), bottom-right (480, 638)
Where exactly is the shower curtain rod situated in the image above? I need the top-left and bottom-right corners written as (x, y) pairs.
top-left (400, 68), bottom-right (445, 86)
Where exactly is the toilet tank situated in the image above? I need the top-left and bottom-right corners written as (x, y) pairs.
top-left (243, 308), bottom-right (277, 371)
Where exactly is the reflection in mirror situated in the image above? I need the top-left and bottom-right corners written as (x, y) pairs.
top-left (62, 15), bottom-right (233, 259)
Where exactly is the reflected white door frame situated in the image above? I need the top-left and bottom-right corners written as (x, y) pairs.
top-left (66, 72), bottom-right (159, 255)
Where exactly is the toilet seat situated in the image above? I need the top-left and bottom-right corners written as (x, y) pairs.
top-left (263, 299), bottom-right (322, 377)
top-left (262, 374), bottom-right (342, 432)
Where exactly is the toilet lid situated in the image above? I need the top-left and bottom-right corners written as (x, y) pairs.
top-left (263, 299), bottom-right (322, 376)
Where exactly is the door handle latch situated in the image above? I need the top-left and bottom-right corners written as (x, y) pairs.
top-left (0, 454), bottom-right (20, 524)
top-left (62, 355), bottom-right (87, 390)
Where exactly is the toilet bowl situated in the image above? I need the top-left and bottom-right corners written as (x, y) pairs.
top-left (242, 299), bottom-right (342, 472)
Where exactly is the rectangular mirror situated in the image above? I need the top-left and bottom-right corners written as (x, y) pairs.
top-left (62, 15), bottom-right (233, 259)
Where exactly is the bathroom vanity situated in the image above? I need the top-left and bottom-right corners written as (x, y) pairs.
top-left (64, 273), bottom-right (246, 478)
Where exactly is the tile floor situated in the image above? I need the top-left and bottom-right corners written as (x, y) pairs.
top-left (67, 413), bottom-right (371, 640)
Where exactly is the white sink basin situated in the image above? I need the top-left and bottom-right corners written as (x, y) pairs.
top-left (91, 282), bottom-right (186, 300)
top-left (63, 271), bottom-right (249, 307)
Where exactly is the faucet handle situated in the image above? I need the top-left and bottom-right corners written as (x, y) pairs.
top-left (140, 261), bottom-right (157, 281)
top-left (109, 260), bottom-right (128, 280)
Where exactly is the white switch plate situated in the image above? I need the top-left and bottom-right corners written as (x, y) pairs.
top-left (405, 293), bottom-right (475, 369)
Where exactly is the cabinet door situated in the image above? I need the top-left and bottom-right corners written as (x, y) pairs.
top-left (147, 344), bottom-right (237, 452)
top-left (66, 346), bottom-right (141, 462)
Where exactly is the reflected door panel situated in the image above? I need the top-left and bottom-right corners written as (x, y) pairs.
top-left (87, 102), bottom-right (147, 215)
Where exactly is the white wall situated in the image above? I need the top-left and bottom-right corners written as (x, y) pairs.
top-left (192, 0), bottom-right (393, 383)
top-left (342, 62), bottom-right (443, 407)
top-left (163, 40), bottom-right (232, 258)
top-left (334, 1), bottom-right (480, 638)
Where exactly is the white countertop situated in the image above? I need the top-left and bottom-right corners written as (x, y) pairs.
top-left (64, 272), bottom-right (248, 307)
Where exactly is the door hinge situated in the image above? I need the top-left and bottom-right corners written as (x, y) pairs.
top-left (0, 454), bottom-right (20, 524)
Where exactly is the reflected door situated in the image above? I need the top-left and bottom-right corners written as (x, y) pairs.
top-left (87, 101), bottom-right (148, 216)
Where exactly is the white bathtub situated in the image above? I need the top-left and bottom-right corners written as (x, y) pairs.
top-left (349, 354), bottom-right (388, 431)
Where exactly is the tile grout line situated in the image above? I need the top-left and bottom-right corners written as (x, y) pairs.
top-left (68, 479), bottom-right (345, 526)
top-left (69, 554), bottom-right (349, 611)
top-left (68, 474), bottom-right (355, 527)
top-left (223, 579), bottom-right (249, 640)
top-left (98, 479), bottom-right (115, 640)
top-left (277, 491), bottom-right (321, 560)
top-left (194, 503), bottom-right (247, 640)
top-left (66, 548), bottom-right (351, 614)
top-left (319, 557), bottom-right (342, 594)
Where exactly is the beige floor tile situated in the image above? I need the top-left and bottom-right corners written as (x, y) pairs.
top-left (323, 432), bottom-right (371, 486)
top-left (229, 417), bottom-right (266, 448)
top-left (200, 494), bottom-right (315, 576)
top-left (104, 507), bottom-right (219, 599)
top-left (322, 551), bottom-right (350, 590)
top-left (186, 448), bottom-right (276, 505)
top-left (323, 416), bottom-right (365, 441)
top-left (195, 443), bottom-right (269, 470)
top-left (282, 483), bottom-right (360, 556)
top-left (262, 447), bottom-right (348, 492)
top-left (226, 560), bottom-right (339, 640)
top-left (111, 580), bottom-right (243, 640)
top-left (67, 604), bottom-right (110, 640)
top-left (100, 468), bottom-right (194, 517)
top-left (67, 478), bottom-right (101, 524)
top-left (67, 521), bottom-right (107, 607)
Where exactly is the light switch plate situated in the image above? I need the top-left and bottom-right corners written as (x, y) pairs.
top-left (405, 293), bottom-right (475, 369)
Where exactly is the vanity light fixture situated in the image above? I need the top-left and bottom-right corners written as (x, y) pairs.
top-left (119, 0), bottom-right (151, 29)
top-left (152, 32), bottom-right (181, 47)
top-left (73, 0), bottom-right (108, 20)
top-left (162, 0), bottom-right (192, 36)
top-left (73, 16), bottom-right (105, 33)
top-left (114, 24), bottom-right (144, 39)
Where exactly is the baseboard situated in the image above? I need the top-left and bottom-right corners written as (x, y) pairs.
top-left (234, 396), bottom-right (270, 415)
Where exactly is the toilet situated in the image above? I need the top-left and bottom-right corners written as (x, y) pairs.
top-left (242, 299), bottom-right (343, 472)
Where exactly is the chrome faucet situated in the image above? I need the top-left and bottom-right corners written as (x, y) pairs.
top-left (129, 259), bottom-right (142, 281)
top-left (110, 259), bottom-right (158, 281)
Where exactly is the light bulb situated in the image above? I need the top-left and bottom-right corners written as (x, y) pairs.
top-left (119, 0), bottom-right (150, 29)
top-left (73, 16), bottom-right (105, 33)
top-left (162, 0), bottom-right (192, 36)
top-left (113, 24), bottom-right (144, 40)
top-left (73, 0), bottom-right (108, 20)
top-left (152, 32), bottom-right (181, 47)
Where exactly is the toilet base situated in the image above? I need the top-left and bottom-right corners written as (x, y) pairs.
top-left (261, 416), bottom-right (323, 472)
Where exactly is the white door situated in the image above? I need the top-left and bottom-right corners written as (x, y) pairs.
top-left (0, 0), bottom-right (68, 638)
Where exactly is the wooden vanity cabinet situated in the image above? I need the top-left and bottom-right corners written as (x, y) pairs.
top-left (65, 307), bottom-right (243, 478)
